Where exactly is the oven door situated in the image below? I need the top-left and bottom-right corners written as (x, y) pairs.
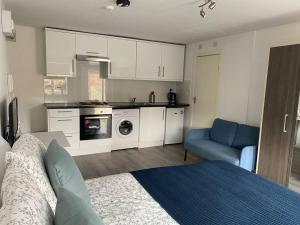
top-left (80, 114), bottom-right (112, 140)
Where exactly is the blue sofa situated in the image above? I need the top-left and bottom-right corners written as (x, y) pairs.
top-left (184, 118), bottom-right (260, 171)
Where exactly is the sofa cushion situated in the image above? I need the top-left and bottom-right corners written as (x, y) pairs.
top-left (55, 188), bottom-right (104, 225)
top-left (185, 140), bottom-right (240, 166)
top-left (0, 153), bottom-right (53, 225)
top-left (232, 124), bottom-right (260, 149)
top-left (44, 139), bottom-right (90, 204)
top-left (210, 119), bottom-right (238, 146)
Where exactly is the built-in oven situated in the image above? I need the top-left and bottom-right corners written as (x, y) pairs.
top-left (80, 108), bottom-right (112, 141)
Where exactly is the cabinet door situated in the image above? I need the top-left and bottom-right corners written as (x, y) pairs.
top-left (161, 44), bottom-right (185, 82)
top-left (165, 108), bottom-right (184, 144)
top-left (45, 29), bottom-right (76, 77)
top-left (108, 38), bottom-right (136, 79)
top-left (139, 107), bottom-right (166, 148)
top-left (76, 33), bottom-right (108, 56)
top-left (136, 42), bottom-right (162, 80)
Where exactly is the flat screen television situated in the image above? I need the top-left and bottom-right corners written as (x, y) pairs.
top-left (8, 97), bottom-right (18, 146)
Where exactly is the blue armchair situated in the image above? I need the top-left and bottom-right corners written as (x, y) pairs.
top-left (184, 119), bottom-right (260, 171)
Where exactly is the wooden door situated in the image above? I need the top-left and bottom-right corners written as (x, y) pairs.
top-left (258, 45), bottom-right (300, 185)
top-left (108, 38), bottom-right (137, 79)
top-left (161, 44), bottom-right (185, 82)
top-left (136, 41), bottom-right (162, 80)
top-left (191, 55), bottom-right (220, 128)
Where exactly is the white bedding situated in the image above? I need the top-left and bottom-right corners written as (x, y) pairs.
top-left (85, 173), bottom-right (178, 225)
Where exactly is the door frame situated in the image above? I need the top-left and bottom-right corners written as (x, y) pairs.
top-left (190, 53), bottom-right (221, 129)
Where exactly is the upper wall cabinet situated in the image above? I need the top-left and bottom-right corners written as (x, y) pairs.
top-left (108, 38), bottom-right (137, 79)
top-left (45, 28), bottom-right (185, 81)
top-left (136, 41), bottom-right (185, 82)
top-left (45, 29), bottom-right (76, 77)
top-left (161, 45), bottom-right (185, 82)
top-left (76, 33), bottom-right (108, 57)
top-left (136, 41), bottom-right (162, 80)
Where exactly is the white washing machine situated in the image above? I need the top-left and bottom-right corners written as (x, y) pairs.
top-left (112, 109), bottom-right (140, 151)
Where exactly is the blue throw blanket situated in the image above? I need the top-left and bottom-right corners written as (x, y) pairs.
top-left (131, 161), bottom-right (300, 225)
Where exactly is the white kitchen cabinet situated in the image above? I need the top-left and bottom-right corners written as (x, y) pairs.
top-left (108, 38), bottom-right (136, 79)
top-left (47, 109), bottom-right (80, 149)
top-left (161, 44), bottom-right (185, 82)
top-left (136, 41), bottom-right (162, 80)
top-left (165, 108), bottom-right (184, 144)
top-left (76, 33), bottom-right (108, 57)
top-left (45, 29), bottom-right (76, 77)
top-left (139, 107), bottom-right (166, 148)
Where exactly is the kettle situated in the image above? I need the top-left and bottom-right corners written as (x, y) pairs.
top-left (167, 89), bottom-right (176, 105)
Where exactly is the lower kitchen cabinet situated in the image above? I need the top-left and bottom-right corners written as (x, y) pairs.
top-left (165, 108), bottom-right (184, 144)
top-left (139, 107), bottom-right (166, 148)
top-left (47, 109), bottom-right (80, 150)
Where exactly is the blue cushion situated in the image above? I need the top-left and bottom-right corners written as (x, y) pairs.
top-left (232, 124), bottom-right (260, 149)
top-left (210, 119), bottom-right (238, 146)
top-left (55, 188), bottom-right (104, 225)
top-left (44, 139), bottom-right (90, 204)
top-left (185, 139), bottom-right (240, 166)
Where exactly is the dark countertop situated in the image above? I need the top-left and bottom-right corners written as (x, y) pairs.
top-left (44, 102), bottom-right (189, 109)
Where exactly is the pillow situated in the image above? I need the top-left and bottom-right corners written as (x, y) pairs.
top-left (0, 136), bottom-right (11, 200)
top-left (44, 139), bottom-right (90, 204)
top-left (55, 188), bottom-right (104, 225)
top-left (0, 154), bottom-right (54, 225)
top-left (210, 118), bottom-right (238, 146)
top-left (12, 133), bottom-right (47, 157)
top-left (5, 151), bottom-right (57, 212)
top-left (232, 124), bottom-right (260, 149)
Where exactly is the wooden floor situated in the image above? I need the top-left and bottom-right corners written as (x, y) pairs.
top-left (289, 147), bottom-right (300, 193)
top-left (74, 144), bottom-right (203, 180)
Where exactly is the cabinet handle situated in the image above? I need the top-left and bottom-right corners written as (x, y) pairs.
top-left (66, 135), bottom-right (73, 138)
top-left (163, 109), bottom-right (165, 121)
top-left (163, 66), bottom-right (165, 77)
top-left (57, 119), bottom-right (72, 122)
top-left (86, 51), bottom-right (100, 55)
top-left (71, 58), bottom-right (76, 76)
top-left (57, 111), bottom-right (72, 113)
top-left (110, 62), bottom-right (112, 75)
top-left (283, 114), bottom-right (288, 133)
top-left (158, 66), bottom-right (161, 77)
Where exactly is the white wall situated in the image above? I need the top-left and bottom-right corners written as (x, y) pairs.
top-left (7, 25), bottom-right (46, 133)
top-left (180, 20), bottom-right (300, 129)
top-left (0, 1), bottom-right (8, 136)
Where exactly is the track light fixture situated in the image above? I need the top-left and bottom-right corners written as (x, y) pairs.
top-left (116, 0), bottom-right (130, 7)
top-left (198, 0), bottom-right (216, 18)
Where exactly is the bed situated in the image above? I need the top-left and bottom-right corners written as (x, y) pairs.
top-left (1, 134), bottom-right (300, 225)
top-left (86, 161), bottom-right (300, 225)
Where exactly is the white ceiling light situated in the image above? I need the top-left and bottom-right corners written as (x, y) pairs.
top-left (105, 5), bottom-right (115, 12)
top-left (199, 0), bottom-right (216, 18)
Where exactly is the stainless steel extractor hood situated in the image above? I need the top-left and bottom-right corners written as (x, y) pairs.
top-left (76, 54), bottom-right (111, 63)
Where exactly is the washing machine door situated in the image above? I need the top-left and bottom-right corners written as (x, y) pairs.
top-left (117, 120), bottom-right (133, 137)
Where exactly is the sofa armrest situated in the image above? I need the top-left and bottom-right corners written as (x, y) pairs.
top-left (185, 128), bottom-right (211, 142)
top-left (239, 146), bottom-right (257, 171)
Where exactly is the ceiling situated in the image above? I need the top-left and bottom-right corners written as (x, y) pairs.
top-left (4, 0), bottom-right (300, 44)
